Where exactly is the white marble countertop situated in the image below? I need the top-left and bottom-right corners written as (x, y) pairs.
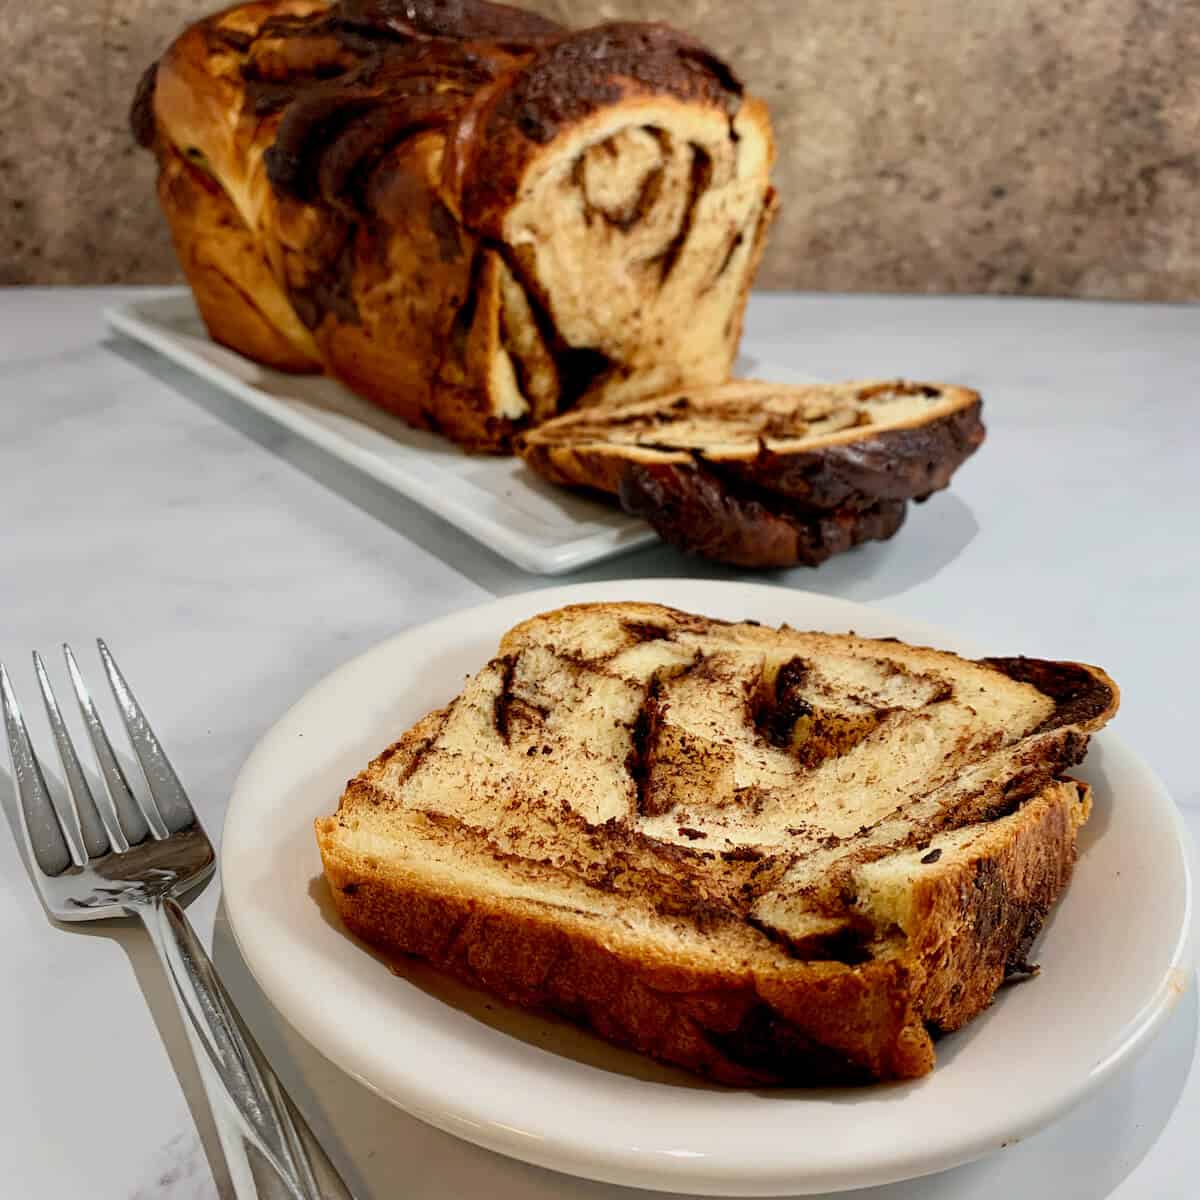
top-left (1, 286), bottom-right (1197, 1200)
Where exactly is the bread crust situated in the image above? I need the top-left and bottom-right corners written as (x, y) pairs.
top-left (317, 777), bottom-right (1091, 1085)
top-left (518, 382), bottom-right (983, 495)
top-left (155, 141), bottom-right (323, 372)
top-left (722, 395), bottom-right (984, 508)
top-left (617, 467), bottom-right (908, 567)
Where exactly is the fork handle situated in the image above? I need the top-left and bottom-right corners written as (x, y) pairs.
top-left (138, 895), bottom-right (355, 1200)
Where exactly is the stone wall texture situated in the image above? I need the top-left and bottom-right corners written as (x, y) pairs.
top-left (2, 0), bottom-right (1197, 298)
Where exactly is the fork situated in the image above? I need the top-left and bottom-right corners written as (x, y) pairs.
top-left (1, 641), bottom-right (354, 1200)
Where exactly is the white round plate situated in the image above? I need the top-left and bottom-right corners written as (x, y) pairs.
top-left (222, 580), bottom-right (1194, 1196)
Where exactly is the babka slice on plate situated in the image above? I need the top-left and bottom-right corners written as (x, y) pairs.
top-left (316, 601), bottom-right (1116, 1084)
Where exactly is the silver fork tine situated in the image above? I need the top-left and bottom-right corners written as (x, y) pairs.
top-left (33, 652), bottom-right (111, 860)
top-left (97, 640), bottom-right (194, 834)
top-left (1, 663), bottom-right (75, 875)
top-left (7, 645), bottom-right (353, 1199)
top-left (62, 644), bottom-right (155, 846)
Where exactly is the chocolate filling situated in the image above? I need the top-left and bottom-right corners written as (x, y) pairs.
top-left (618, 460), bottom-right (910, 568)
top-left (984, 657), bottom-right (1116, 733)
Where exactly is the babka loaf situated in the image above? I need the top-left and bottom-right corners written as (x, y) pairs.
top-left (132, 0), bottom-right (777, 451)
top-left (316, 602), bottom-right (1118, 1085)
top-left (518, 379), bottom-right (985, 566)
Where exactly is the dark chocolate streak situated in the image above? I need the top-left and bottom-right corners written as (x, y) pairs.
top-left (286, 223), bottom-right (360, 326)
top-left (755, 656), bottom-right (813, 748)
top-left (744, 913), bottom-right (872, 966)
top-left (492, 653), bottom-right (518, 744)
top-left (983, 657), bottom-right (1117, 732)
top-left (721, 398), bottom-right (987, 511)
top-left (626, 674), bottom-right (666, 817)
top-left (487, 21), bottom-right (742, 146)
top-left (496, 245), bottom-right (616, 415)
top-left (655, 145), bottom-right (712, 285)
top-left (338, 0), bottom-right (563, 41)
top-left (264, 61), bottom-right (482, 203)
top-left (584, 158), bottom-right (664, 232)
top-left (712, 228), bottom-right (745, 283)
top-left (129, 61), bottom-right (159, 148)
top-left (618, 461), bottom-right (909, 568)
top-left (622, 620), bottom-right (671, 643)
top-left (707, 1006), bottom-right (874, 1085)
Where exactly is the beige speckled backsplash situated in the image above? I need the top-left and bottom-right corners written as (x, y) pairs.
top-left (1, 0), bottom-right (1196, 297)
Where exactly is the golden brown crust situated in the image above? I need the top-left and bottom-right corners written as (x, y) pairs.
top-left (518, 437), bottom-right (628, 495)
top-left (155, 142), bottom-right (322, 372)
top-left (317, 828), bottom-right (925, 1085)
top-left (317, 778), bottom-right (1090, 1085)
top-left (908, 780), bottom-right (1092, 1030)
top-left (134, 0), bottom-right (776, 451)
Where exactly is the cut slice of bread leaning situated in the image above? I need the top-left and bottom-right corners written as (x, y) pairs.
top-left (316, 603), bottom-right (1117, 1085)
top-left (518, 380), bottom-right (985, 567)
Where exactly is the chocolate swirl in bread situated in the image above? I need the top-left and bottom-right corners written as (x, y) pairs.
top-left (519, 379), bottom-right (986, 567)
top-left (317, 603), bottom-right (1118, 1084)
top-left (133, 0), bottom-right (776, 450)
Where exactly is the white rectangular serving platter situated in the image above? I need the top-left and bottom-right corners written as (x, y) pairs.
top-left (107, 290), bottom-right (813, 575)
